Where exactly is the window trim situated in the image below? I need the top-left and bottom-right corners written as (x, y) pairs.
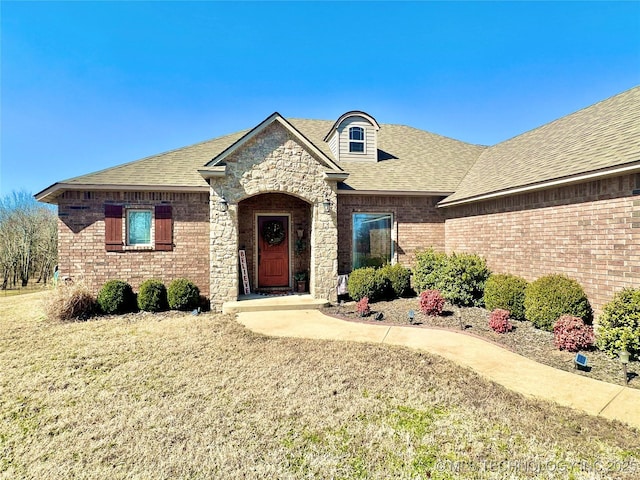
top-left (351, 212), bottom-right (394, 270)
top-left (348, 126), bottom-right (366, 154)
top-left (125, 208), bottom-right (154, 249)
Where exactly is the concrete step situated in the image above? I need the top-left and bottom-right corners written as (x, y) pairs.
top-left (222, 294), bottom-right (330, 314)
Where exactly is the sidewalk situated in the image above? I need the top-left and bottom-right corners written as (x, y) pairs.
top-left (237, 309), bottom-right (640, 429)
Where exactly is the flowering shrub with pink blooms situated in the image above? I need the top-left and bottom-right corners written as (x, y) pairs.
top-left (553, 315), bottom-right (595, 352)
top-left (356, 297), bottom-right (371, 317)
top-left (488, 309), bottom-right (514, 333)
top-left (420, 290), bottom-right (445, 316)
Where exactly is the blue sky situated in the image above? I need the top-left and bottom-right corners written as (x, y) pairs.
top-left (2, 1), bottom-right (639, 196)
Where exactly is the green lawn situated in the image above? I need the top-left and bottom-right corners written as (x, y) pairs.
top-left (1, 292), bottom-right (638, 479)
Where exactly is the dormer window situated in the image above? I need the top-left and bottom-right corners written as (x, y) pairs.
top-left (349, 127), bottom-right (365, 153)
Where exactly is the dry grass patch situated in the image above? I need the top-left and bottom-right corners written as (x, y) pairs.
top-left (1, 292), bottom-right (639, 479)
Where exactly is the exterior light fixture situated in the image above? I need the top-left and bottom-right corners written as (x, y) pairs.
top-left (296, 228), bottom-right (304, 239)
top-left (619, 349), bottom-right (630, 385)
top-left (217, 196), bottom-right (228, 212)
top-left (322, 198), bottom-right (332, 213)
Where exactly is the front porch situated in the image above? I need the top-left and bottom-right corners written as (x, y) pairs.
top-left (222, 293), bottom-right (329, 314)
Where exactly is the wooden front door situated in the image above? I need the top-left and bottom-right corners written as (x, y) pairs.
top-left (257, 215), bottom-right (289, 287)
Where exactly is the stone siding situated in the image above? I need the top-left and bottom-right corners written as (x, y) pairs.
top-left (209, 122), bottom-right (338, 310)
top-left (57, 191), bottom-right (210, 296)
top-left (444, 174), bottom-right (640, 313)
top-left (337, 194), bottom-right (446, 273)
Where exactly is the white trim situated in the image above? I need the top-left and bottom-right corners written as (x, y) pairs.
top-left (254, 212), bottom-right (292, 289)
top-left (324, 172), bottom-right (350, 182)
top-left (197, 166), bottom-right (226, 178)
top-left (439, 162), bottom-right (640, 207)
top-left (35, 183), bottom-right (209, 203)
top-left (348, 126), bottom-right (366, 155)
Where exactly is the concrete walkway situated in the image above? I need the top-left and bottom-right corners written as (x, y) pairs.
top-left (237, 309), bottom-right (640, 429)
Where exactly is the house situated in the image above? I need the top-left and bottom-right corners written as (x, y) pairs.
top-left (36, 86), bottom-right (640, 312)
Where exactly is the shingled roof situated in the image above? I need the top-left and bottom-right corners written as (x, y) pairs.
top-left (440, 86), bottom-right (640, 206)
top-left (36, 116), bottom-right (486, 202)
top-left (35, 87), bottom-right (639, 205)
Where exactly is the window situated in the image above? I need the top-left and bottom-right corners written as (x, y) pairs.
top-left (352, 213), bottom-right (393, 269)
top-left (127, 209), bottom-right (152, 245)
top-left (104, 204), bottom-right (173, 252)
top-left (349, 126), bottom-right (365, 153)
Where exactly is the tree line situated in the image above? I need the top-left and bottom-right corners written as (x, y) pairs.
top-left (0, 190), bottom-right (57, 289)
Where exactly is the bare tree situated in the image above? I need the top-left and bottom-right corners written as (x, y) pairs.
top-left (0, 190), bottom-right (58, 289)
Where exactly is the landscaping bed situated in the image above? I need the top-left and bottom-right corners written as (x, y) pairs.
top-left (323, 297), bottom-right (639, 389)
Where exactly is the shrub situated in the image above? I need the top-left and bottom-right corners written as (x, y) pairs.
top-left (137, 279), bottom-right (168, 312)
top-left (168, 278), bottom-right (200, 311)
top-left (378, 263), bottom-right (411, 299)
top-left (413, 248), bottom-right (448, 291)
top-left (596, 288), bottom-right (640, 358)
top-left (524, 274), bottom-right (592, 331)
top-left (420, 289), bottom-right (445, 316)
top-left (483, 274), bottom-right (528, 320)
top-left (488, 309), bottom-right (514, 333)
top-left (97, 280), bottom-right (136, 314)
top-left (347, 267), bottom-right (387, 302)
top-left (414, 249), bottom-right (490, 307)
top-left (45, 281), bottom-right (96, 321)
top-left (356, 297), bottom-right (371, 317)
top-left (553, 315), bottom-right (595, 352)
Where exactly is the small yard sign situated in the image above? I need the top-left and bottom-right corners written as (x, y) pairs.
top-left (574, 353), bottom-right (588, 370)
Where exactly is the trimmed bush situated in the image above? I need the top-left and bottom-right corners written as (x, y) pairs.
top-left (137, 279), bottom-right (167, 312)
top-left (45, 281), bottom-right (96, 321)
top-left (553, 315), bottom-right (595, 352)
top-left (356, 297), bottom-right (371, 317)
top-left (419, 289), bottom-right (445, 316)
top-left (378, 263), bottom-right (412, 299)
top-left (168, 278), bottom-right (200, 311)
top-left (597, 288), bottom-right (640, 358)
top-left (414, 249), bottom-right (490, 307)
top-left (483, 274), bottom-right (528, 320)
top-left (347, 267), bottom-right (387, 302)
top-left (488, 309), bottom-right (514, 334)
top-left (524, 274), bottom-right (592, 331)
top-left (413, 248), bottom-right (448, 292)
top-left (97, 280), bottom-right (136, 314)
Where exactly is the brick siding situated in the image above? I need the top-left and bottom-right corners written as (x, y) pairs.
top-left (444, 174), bottom-right (640, 313)
top-left (57, 191), bottom-right (210, 296)
top-left (337, 194), bottom-right (447, 273)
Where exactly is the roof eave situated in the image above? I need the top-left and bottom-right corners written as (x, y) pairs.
top-left (34, 183), bottom-right (210, 204)
top-left (439, 161), bottom-right (640, 208)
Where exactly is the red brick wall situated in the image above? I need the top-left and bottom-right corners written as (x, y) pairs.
top-left (337, 195), bottom-right (447, 273)
top-left (237, 193), bottom-right (312, 288)
top-left (57, 191), bottom-right (210, 296)
top-left (444, 174), bottom-right (640, 313)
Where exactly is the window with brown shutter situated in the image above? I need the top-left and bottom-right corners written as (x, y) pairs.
top-left (154, 205), bottom-right (173, 251)
top-left (105, 205), bottom-right (123, 252)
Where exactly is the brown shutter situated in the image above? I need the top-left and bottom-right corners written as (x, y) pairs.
top-left (155, 205), bottom-right (173, 251)
top-left (105, 205), bottom-right (123, 252)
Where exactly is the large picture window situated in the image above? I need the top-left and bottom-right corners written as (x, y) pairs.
top-left (352, 213), bottom-right (393, 269)
top-left (127, 209), bottom-right (152, 245)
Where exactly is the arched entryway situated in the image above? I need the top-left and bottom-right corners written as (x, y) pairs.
top-left (238, 193), bottom-right (311, 293)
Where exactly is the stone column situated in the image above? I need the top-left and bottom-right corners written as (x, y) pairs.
top-left (209, 191), bottom-right (239, 312)
top-left (311, 189), bottom-right (338, 302)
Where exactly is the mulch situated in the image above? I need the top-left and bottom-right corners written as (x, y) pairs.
top-left (322, 297), bottom-right (639, 389)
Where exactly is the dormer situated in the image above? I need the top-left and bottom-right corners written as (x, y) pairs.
top-left (324, 111), bottom-right (380, 162)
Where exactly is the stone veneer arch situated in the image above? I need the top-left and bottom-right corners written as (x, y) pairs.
top-left (208, 122), bottom-right (339, 311)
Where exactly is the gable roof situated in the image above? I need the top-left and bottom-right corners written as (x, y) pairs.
top-left (201, 112), bottom-right (343, 174)
top-left (440, 86), bottom-right (640, 206)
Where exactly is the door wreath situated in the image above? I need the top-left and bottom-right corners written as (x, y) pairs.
top-left (262, 220), bottom-right (286, 246)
